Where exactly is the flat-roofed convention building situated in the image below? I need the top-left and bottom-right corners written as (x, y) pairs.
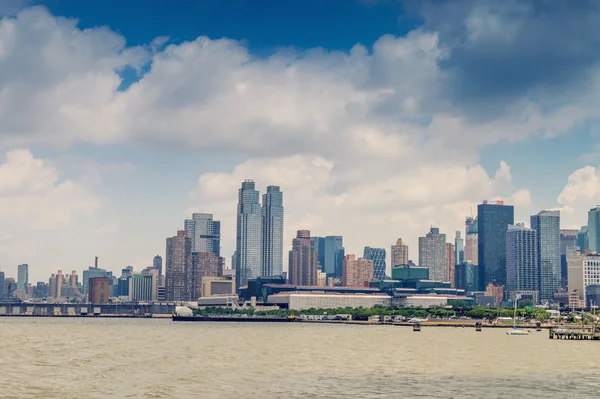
top-left (393, 295), bottom-right (472, 308)
top-left (267, 292), bottom-right (391, 310)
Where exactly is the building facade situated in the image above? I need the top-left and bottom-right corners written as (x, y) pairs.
top-left (363, 247), bottom-right (386, 280)
top-left (464, 216), bottom-right (478, 265)
top-left (153, 255), bottom-right (163, 276)
top-left (391, 238), bottom-right (409, 267)
top-left (88, 277), bottom-right (110, 303)
top-left (560, 229), bottom-right (579, 289)
top-left (454, 261), bottom-right (478, 292)
top-left (166, 230), bottom-right (192, 301)
top-left (478, 200), bottom-right (514, 288)
top-left (531, 210), bottom-right (560, 302)
top-left (129, 268), bottom-right (158, 302)
top-left (289, 230), bottom-right (317, 286)
top-left (184, 213), bottom-right (221, 257)
top-left (322, 236), bottom-right (344, 278)
top-left (235, 180), bottom-right (262, 289)
top-left (261, 185), bottom-right (284, 277)
top-left (418, 227), bottom-right (447, 281)
top-left (506, 224), bottom-right (539, 303)
top-left (446, 243), bottom-right (455, 286)
top-left (589, 207), bottom-right (600, 253)
top-left (342, 254), bottom-right (374, 288)
top-left (577, 226), bottom-right (589, 254)
top-left (454, 231), bottom-right (464, 265)
top-left (191, 252), bottom-right (222, 298)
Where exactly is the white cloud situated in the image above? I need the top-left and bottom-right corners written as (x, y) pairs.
top-left (556, 166), bottom-right (600, 228)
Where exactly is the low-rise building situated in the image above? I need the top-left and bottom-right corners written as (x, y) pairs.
top-left (267, 292), bottom-right (391, 310)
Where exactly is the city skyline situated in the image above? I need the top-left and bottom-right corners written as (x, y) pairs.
top-left (2, 2), bottom-right (600, 283)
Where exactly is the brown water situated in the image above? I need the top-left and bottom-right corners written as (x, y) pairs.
top-left (0, 318), bottom-right (599, 398)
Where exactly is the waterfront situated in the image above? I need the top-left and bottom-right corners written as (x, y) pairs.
top-left (1, 318), bottom-right (600, 398)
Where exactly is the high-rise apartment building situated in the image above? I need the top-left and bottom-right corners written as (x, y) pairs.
top-left (342, 254), bottom-right (374, 287)
top-left (153, 255), bottom-right (163, 276)
top-left (464, 217), bottom-right (478, 265)
top-left (391, 238), bottom-right (409, 267)
top-left (446, 243), bottom-right (455, 286)
top-left (418, 227), bottom-right (447, 281)
top-left (191, 252), bottom-right (222, 298)
top-left (235, 180), bottom-right (262, 289)
top-left (531, 210), bottom-right (560, 302)
top-left (184, 213), bottom-right (221, 257)
top-left (589, 207), bottom-right (600, 253)
top-left (506, 224), bottom-right (539, 303)
top-left (454, 231), bottom-right (464, 265)
top-left (363, 247), bottom-right (386, 280)
top-left (289, 230), bottom-right (317, 286)
top-left (166, 230), bottom-right (192, 301)
top-left (478, 200), bottom-right (514, 288)
top-left (17, 264), bottom-right (28, 292)
top-left (261, 185), bottom-right (284, 277)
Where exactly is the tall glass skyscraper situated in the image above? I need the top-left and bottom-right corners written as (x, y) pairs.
top-left (235, 180), bottom-right (262, 289)
top-left (17, 264), bottom-right (28, 291)
top-left (588, 207), bottom-right (600, 253)
top-left (261, 186), bottom-right (284, 277)
top-left (363, 247), bottom-right (386, 280)
top-left (531, 210), bottom-right (560, 302)
top-left (454, 231), bottom-right (464, 265)
top-left (506, 224), bottom-right (539, 301)
top-left (577, 226), bottom-right (589, 253)
top-left (324, 236), bottom-right (344, 278)
top-left (312, 237), bottom-right (326, 270)
top-left (477, 201), bottom-right (514, 288)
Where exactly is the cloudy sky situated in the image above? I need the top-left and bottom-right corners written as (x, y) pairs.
top-left (1, 0), bottom-right (600, 282)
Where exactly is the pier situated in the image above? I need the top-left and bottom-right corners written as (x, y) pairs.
top-left (549, 327), bottom-right (600, 340)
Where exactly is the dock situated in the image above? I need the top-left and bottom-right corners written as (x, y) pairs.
top-left (549, 326), bottom-right (600, 340)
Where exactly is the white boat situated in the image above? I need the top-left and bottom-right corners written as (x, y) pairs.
top-left (506, 295), bottom-right (530, 336)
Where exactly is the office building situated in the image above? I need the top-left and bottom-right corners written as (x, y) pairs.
top-left (589, 207), bottom-right (600, 253)
top-left (577, 226), bottom-right (589, 254)
top-left (166, 230), bottom-right (192, 301)
top-left (312, 237), bottom-right (326, 270)
top-left (465, 217), bottom-right (478, 265)
top-left (391, 265), bottom-right (429, 281)
top-left (317, 270), bottom-right (327, 287)
top-left (485, 282), bottom-right (504, 307)
top-left (568, 253), bottom-right (600, 305)
top-left (363, 247), bottom-right (386, 280)
top-left (35, 282), bottom-right (48, 299)
top-left (88, 277), bottom-right (110, 303)
top-left (391, 238), bottom-right (409, 267)
top-left (261, 185), bottom-right (284, 277)
top-left (191, 252), bottom-right (222, 298)
top-left (319, 236), bottom-right (345, 278)
top-left (289, 230), bottom-right (317, 286)
top-left (201, 276), bottom-right (235, 297)
top-left (235, 180), bottom-right (262, 289)
top-left (184, 213), bottom-right (221, 257)
top-left (418, 227), bottom-right (447, 281)
top-left (478, 200), bottom-right (514, 288)
top-left (454, 261), bottom-right (478, 292)
top-left (342, 254), bottom-right (374, 288)
top-left (531, 210), bottom-right (560, 302)
top-left (17, 264), bottom-right (28, 292)
top-left (446, 243), bottom-right (455, 286)
top-left (129, 268), bottom-right (158, 302)
top-left (506, 224), bottom-right (539, 303)
top-left (560, 229), bottom-right (578, 289)
top-left (83, 265), bottom-right (112, 295)
top-left (0, 271), bottom-right (5, 297)
top-left (153, 255), bottom-right (163, 276)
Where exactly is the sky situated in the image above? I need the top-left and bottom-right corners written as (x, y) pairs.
top-left (1, 0), bottom-right (600, 282)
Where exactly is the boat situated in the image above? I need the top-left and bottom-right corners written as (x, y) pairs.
top-left (506, 295), bottom-right (530, 336)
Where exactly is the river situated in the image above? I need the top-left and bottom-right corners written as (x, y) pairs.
top-left (0, 317), bottom-right (598, 398)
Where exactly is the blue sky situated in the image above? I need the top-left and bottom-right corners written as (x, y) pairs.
top-left (1, 0), bottom-right (600, 282)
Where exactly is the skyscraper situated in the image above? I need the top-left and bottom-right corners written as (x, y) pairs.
top-left (506, 224), bottom-right (539, 302)
top-left (577, 226), bottom-right (589, 253)
top-left (312, 236), bottom-right (326, 270)
top-left (184, 213), bottom-right (221, 257)
top-left (478, 200), bottom-right (514, 288)
top-left (153, 255), bottom-right (163, 276)
top-left (323, 236), bottom-right (344, 278)
top-left (560, 229), bottom-right (578, 289)
top-left (531, 210), bottom-right (560, 302)
top-left (191, 252), bottom-right (222, 298)
top-left (418, 227), bottom-right (447, 281)
top-left (446, 243), bottom-right (455, 285)
top-left (289, 230), bottom-right (317, 286)
top-left (363, 247), bottom-right (386, 280)
top-left (342, 254), bottom-right (374, 287)
top-left (235, 180), bottom-right (262, 289)
top-left (464, 217), bottom-right (478, 265)
top-left (166, 230), bottom-right (192, 301)
top-left (17, 264), bottom-right (28, 292)
top-left (391, 238), bottom-right (409, 267)
top-left (0, 271), bottom-right (5, 297)
top-left (454, 231), bottom-right (464, 265)
top-left (589, 206), bottom-right (600, 253)
top-left (261, 185), bottom-right (284, 277)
